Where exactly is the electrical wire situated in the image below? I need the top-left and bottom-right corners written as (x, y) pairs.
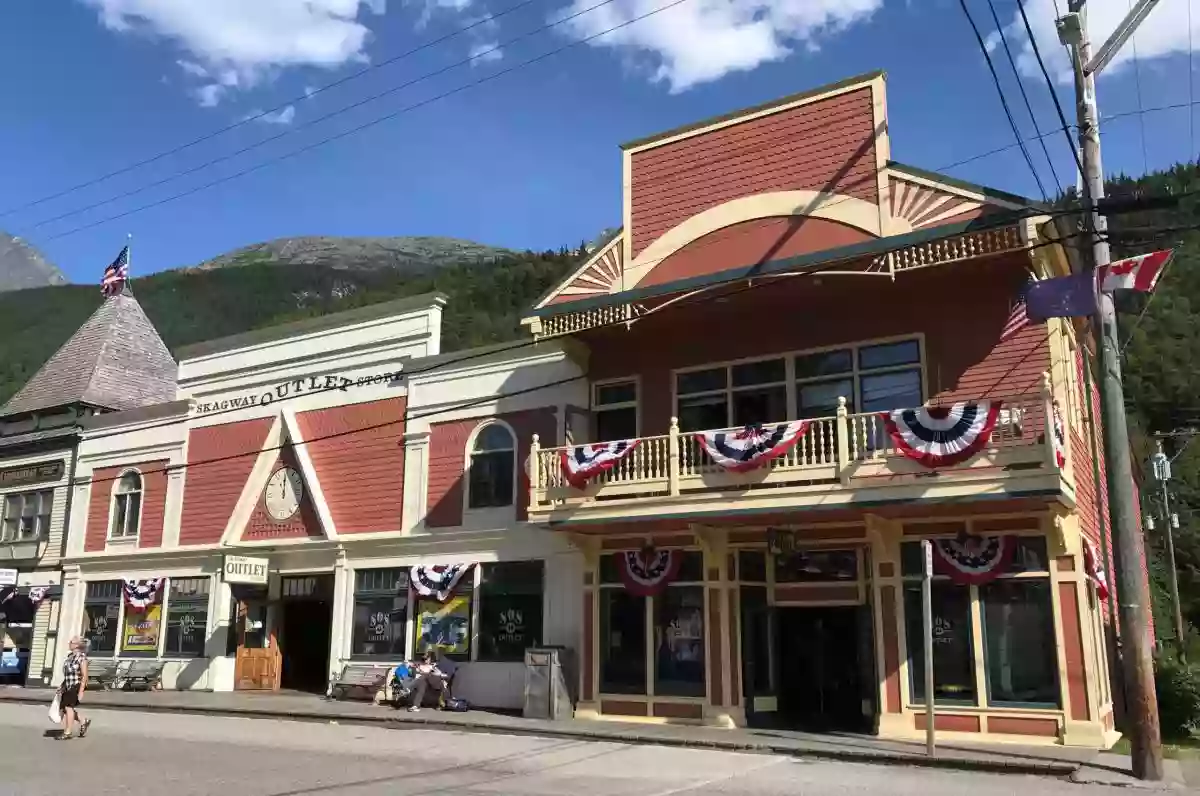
top-left (1127, 0), bottom-right (1151, 176)
top-left (958, 0), bottom-right (1050, 201)
top-left (985, 0), bottom-right (1064, 192)
top-left (71, 227), bottom-right (1098, 492)
top-left (0, 0), bottom-right (552, 221)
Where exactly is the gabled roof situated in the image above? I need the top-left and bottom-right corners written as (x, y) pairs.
top-left (1, 285), bottom-right (177, 417)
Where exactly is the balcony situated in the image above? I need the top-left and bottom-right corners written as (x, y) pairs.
top-left (528, 381), bottom-right (1073, 525)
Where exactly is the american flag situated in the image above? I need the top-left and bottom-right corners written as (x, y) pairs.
top-left (999, 276), bottom-right (1033, 343)
top-left (100, 245), bottom-right (130, 297)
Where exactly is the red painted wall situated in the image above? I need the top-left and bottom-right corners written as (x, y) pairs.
top-left (242, 445), bottom-right (323, 541)
top-left (638, 217), bottom-right (874, 289)
top-left (179, 417), bottom-right (273, 546)
top-left (585, 253), bottom-right (1049, 436)
top-left (298, 397), bottom-right (406, 534)
top-left (426, 408), bottom-right (557, 528)
top-left (83, 460), bottom-right (168, 552)
top-left (629, 87), bottom-right (878, 258)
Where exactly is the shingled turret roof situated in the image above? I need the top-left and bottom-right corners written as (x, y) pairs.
top-left (0, 285), bottom-right (176, 417)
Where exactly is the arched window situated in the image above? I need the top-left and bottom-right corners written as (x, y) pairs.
top-left (109, 471), bottom-right (143, 540)
top-left (466, 423), bottom-right (516, 510)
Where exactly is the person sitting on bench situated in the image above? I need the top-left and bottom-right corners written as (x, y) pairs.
top-left (408, 648), bottom-right (457, 711)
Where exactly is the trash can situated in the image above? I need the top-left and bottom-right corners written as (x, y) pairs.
top-left (523, 646), bottom-right (575, 720)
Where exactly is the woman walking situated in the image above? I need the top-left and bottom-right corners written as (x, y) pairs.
top-left (58, 637), bottom-right (91, 740)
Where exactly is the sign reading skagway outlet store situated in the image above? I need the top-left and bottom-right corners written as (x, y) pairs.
top-left (223, 555), bottom-right (269, 586)
top-left (195, 369), bottom-right (404, 415)
top-left (0, 460), bottom-right (65, 490)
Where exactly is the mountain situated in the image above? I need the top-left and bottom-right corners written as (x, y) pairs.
top-left (0, 232), bottom-right (67, 292)
top-left (197, 236), bottom-right (512, 273)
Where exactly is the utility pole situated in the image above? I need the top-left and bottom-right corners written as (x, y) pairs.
top-left (1058, 0), bottom-right (1164, 780)
top-left (1150, 442), bottom-right (1187, 661)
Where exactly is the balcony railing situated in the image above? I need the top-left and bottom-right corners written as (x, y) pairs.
top-left (528, 381), bottom-right (1064, 515)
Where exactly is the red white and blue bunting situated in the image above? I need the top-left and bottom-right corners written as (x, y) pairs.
top-left (882, 401), bottom-right (1003, 469)
top-left (695, 421), bottom-right (810, 473)
top-left (932, 534), bottom-right (1014, 585)
top-left (410, 564), bottom-right (473, 602)
top-left (1052, 400), bottom-right (1067, 469)
top-left (561, 440), bottom-right (640, 489)
top-left (122, 578), bottom-right (165, 610)
top-left (1083, 538), bottom-right (1110, 600)
top-left (617, 547), bottom-right (680, 596)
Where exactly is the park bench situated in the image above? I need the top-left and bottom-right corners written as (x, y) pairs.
top-left (85, 658), bottom-right (126, 690)
top-left (328, 663), bottom-right (392, 701)
top-left (120, 659), bottom-right (166, 691)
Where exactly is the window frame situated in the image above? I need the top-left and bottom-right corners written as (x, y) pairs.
top-left (463, 420), bottom-right (518, 514)
top-left (81, 580), bottom-right (124, 658)
top-left (591, 376), bottom-right (641, 441)
top-left (108, 469), bottom-right (145, 542)
top-left (349, 567), bottom-right (411, 661)
top-left (0, 489), bottom-right (54, 543)
top-left (162, 577), bottom-right (212, 659)
top-left (899, 533), bottom-right (1060, 711)
top-left (671, 335), bottom-right (927, 432)
top-left (476, 560), bottom-right (546, 663)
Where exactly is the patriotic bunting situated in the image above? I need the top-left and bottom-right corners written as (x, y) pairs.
top-left (882, 401), bottom-right (1002, 469)
top-left (411, 563), bottom-right (473, 602)
top-left (1052, 400), bottom-right (1066, 468)
top-left (1083, 538), bottom-right (1110, 601)
top-left (695, 420), bottom-right (810, 473)
top-left (617, 547), bottom-right (680, 596)
top-left (28, 586), bottom-right (49, 606)
top-left (561, 440), bottom-right (640, 489)
top-left (932, 534), bottom-right (1014, 585)
top-left (122, 578), bottom-right (165, 610)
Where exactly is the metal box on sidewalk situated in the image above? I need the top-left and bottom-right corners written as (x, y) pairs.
top-left (522, 646), bottom-right (575, 721)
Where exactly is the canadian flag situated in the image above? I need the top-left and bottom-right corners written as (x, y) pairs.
top-left (1099, 249), bottom-right (1173, 294)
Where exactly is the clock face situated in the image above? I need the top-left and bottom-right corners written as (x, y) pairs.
top-left (265, 467), bottom-right (303, 521)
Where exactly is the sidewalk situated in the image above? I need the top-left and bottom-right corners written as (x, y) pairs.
top-left (0, 686), bottom-right (1184, 787)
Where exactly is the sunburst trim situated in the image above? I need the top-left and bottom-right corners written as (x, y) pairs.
top-left (537, 231), bottom-right (625, 307)
top-left (890, 176), bottom-right (985, 230)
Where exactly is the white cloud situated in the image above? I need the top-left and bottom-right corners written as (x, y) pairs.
top-left (557, 0), bottom-right (882, 92)
top-left (261, 105), bottom-right (297, 124)
top-left (469, 40), bottom-right (503, 63)
top-left (1000, 0), bottom-right (1194, 84)
top-left (81, 0), bottom-right (387, 104)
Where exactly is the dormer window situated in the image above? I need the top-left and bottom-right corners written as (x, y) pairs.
top-left (109, 471), bottom-right (143, 540)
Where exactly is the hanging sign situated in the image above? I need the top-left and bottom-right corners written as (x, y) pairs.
top-left (122, 603), bottom-right (163, 653)
top-left (223, 555), bottom-right (269, 586)
top-left (931, 534), bottom-right (1014, 585)
top-left (415, 595), bottom-right (471, 655)
top-left (882, 401), bottom-right (1003, 468)
top-left (617, 547), bottom-right (681, 596)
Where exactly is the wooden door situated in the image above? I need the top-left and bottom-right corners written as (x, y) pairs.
top-left (233, 599), bottom-right (280, 691)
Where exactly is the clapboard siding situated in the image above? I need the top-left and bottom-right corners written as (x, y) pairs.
top-left (178, 418), bottom-right (273, 546)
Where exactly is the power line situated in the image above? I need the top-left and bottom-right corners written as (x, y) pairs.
top-left (985, 0), bottom-right (1064, 192)
top-left (22, 0), bottom-right (635, 234)
top-left (0, 0), bottom-right (551, 221)
top-left (957, 0), bottom-right (1050, 201)
top-left (1127, 0), bottom-right (1151, 175)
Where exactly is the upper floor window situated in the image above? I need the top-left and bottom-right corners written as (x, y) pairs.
top-left (109, 471), bottom-right (143, 540)
top-left (0, 490), bottom-right (53, 542)
top-left (593, 379), bottom-right (639, 441)
top-left (672, 338), bottom-right (924, 433)
top-left (467, 423), bottom-right (515, 510)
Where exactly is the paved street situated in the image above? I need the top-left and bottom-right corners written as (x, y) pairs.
top-left (0, 703), bottom-right (1148, 795)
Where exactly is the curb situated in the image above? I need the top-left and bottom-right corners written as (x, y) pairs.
top-left (0, 694), bottom-right (1079, 778)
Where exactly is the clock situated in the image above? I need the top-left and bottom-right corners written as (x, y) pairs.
top-left (265, 467), bottom-right (303, 521)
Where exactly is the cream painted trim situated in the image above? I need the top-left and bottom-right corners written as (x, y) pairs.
top-left (531, 232), bottom-right (625, 311)
top-left (622, 148), bottom-right (633, 285)
top-left (280, 409), bottom-right (338, 541)
top-left (624, 77), bottom-right (880, 156)
top-left (219, 414), bottom-right (284, 546)
top-left (870, 74), bottom-right (891, 240)
top-left (885, 167), bottom-right (1031, 212)
top-left (624, 191), bottom-right (882, 289)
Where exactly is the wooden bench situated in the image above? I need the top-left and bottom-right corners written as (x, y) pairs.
top-left (120, 660), bottom-right (166, 691)
top-left (329, 664), bottom-right (392, 701)
top-left (85, 659), bottom-right (125, 690)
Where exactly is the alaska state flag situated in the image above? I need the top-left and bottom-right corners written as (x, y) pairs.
top-left (1024, 271), bottom-right (1098, 323)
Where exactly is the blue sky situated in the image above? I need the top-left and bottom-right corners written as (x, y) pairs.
top-left (0, 0), bottom-right (1195, 284)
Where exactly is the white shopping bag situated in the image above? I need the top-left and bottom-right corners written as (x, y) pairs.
top-left (47, 692), bottom-right (61, 724)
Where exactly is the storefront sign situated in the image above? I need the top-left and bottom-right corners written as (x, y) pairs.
top-left (223, 555), bottom-right (269, 586)
top-left (0, 460), bottom-right (64, 490)
top-left (122, 603), bottom-right (162, 653)
top-left (415, 596), bottom-right (470, 656)
top-left (195, 369), bottom-right (403, 415)
top-left (0, 569), bottom-right (16, 587)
